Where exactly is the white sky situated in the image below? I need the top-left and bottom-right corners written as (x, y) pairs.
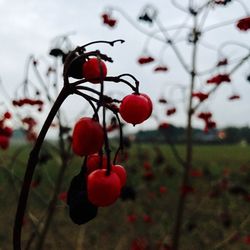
top-left (0, 0), bottom-right (250, 135)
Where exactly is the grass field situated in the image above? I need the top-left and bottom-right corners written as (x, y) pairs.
top-left (1, 143), bottom-right (250, 250)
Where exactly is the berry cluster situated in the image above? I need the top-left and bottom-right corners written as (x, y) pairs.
top-left (192, 92), bottom-right (209, 102)
top-left (62, 41), bottom-right (153, 224)
top-left (206, 73), bottom-right (231, 85)
top-left (101, 13), bottom-right (117, 28)
top-left (197, 111), bottom-right (216, 133)
top-left (138, 56), bottom-right (155, 64)
top-left (0, 111), bottom-right (13, 150)
top-left (21, 116), bottom-right (37, 142)
top-left (166, 107), bottom-right (176, 116)
top-left (12, 98), bottom-right (43, 112)
top-left (236, 16), bottom-right (250, 32)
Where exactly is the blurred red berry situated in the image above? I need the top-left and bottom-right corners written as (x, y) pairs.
top-left (101, 13), bottom-right (117, 28)
top-left (0, 135), bottom-right (9, 150)
top-left (154, 65), bottom-right (168, 72)
top-left (127, 214), bottom-right (137, 223)
top-left (181, 185), bottom-right (194, 196)
top-left (138, 56), bottom-right (154, 64)
top-left (243, 235), bottom-right (250, 245)
top-left (216, 58), bottom-right (228, 67)
top-left (159, 186), bottom-right (168, 194)
top-left (166, 107), bottom-right (176, 116)
top-left (192, 92), bottom-right (209, 102)
top-left (143, 214), bottom-right (152, 223)
top-left (4, 112), bottom-right (12, 119)
top-left (189, 169), bottom-right (203, 177)
top-left (228, 94), bottom-right (240, 100)
top-left (58, 192), bottom-right (68, 203)
top-left (236, 16), bottom-right (250, 31)
top-left (207, 74), bottom-right (231, 85)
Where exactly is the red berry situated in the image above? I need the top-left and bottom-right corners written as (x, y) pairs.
top-left (112, 165), bottom-right (127, 187)
top-left (58, 191), bottom-right (68, 203)
top-left (83, 57), bottom-right (107, 83)
top-left (119, 93), bottom-right (152, 125)
top-left (87, 169), bottom-right (121, 206)
top-left (4, 112), bottom-right (12, 119)
top-left (0, 135), bottom-right (9, 150)
top-left (127, 214), bottom-right (137, 223)
top-left (159, 186), bottom-right (168, 194)
top-left (72, 117), bottom-right (104, 156)
top-left (86, 153), bottom-right (108, 174)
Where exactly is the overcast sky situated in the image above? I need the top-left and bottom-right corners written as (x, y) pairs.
top-left (0, 0), bottom-right (250, 134)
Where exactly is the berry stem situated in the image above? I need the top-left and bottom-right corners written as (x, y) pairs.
top-left (113, 113), bottom-right (124, 165)
top-left (13, 86), bottom-right (69, 250)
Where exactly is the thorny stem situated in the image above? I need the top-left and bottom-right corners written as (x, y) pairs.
top-left (13, 85), bottom-right (70, 250)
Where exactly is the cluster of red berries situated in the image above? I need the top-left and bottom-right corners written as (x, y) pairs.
top-left (65, 51), bottom-right (152, 220)
top-left (166, 107), bottom-right (176, 116)
top-left (206, 73), bottom-right (231, 85)
top-left (101, 13), bottom-right (117, 28)
top-left (22, 116), bottom-right (37, 141)
top-left (214, 0), bottom-right (232, 6)
top-left (216, 58), bottom-right (228, 67)
top-left (197, 111), bottom-right (216, 133)
top-left (0, 111), bottom-right (13, 150)
top-left (228, 94), bottom-right (240, 101)
top-left (192, 92), bottom-right (209, 102)
top-left (138, 56), bottom-right (155, 64)
top-left (137, 55), bottom-right (169, 74)
top-left (71, 111), bottom-right (150, 207)
top-left (154, 65), bottom-right (168, 72)
top-left (12, 98), bottom-right (43, 112)
top-left (236, 16), bottom-right (250, 32)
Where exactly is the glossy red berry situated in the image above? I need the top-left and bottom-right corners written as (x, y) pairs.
top-left (86, 153), bottom-right (108, 174)
top-left (112, 165), bottom-right (127, 187)
top-left (87, 169), bottom-right (121, 206)
top-left (83, 57), bottom-right (107, 83)
top-left (72, 117), bottom-right (104, 156)
top-left (119, 93), bottom-right (152, 125)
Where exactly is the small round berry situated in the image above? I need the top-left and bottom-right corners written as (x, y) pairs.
top-left (119, 93), bottom-right (152, 125)
top-left (87, 169), bottom-right (121, 206)
top-left (72, 117), bottom-right (104, 156)
top-left (4, 111), bottom-right (12, 119)
top-left (83, 57), bottom-right (107, 83)
top-left (86, 153), bottom-right (108, 174)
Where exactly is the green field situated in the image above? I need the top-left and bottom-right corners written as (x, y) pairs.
top-left (1, 143), bottom-right (250, 250)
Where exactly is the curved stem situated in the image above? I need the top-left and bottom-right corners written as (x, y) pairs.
top-left (81, 39), bottom-right (125, 49)
top-left (171, 0), bottom-right (189, 13)
top-left (155, 18), bottom-right (190, 73)
top-left (112, 113), bottom-right (123, 165)
top-left (13, 86), bottom-right (69, 250)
